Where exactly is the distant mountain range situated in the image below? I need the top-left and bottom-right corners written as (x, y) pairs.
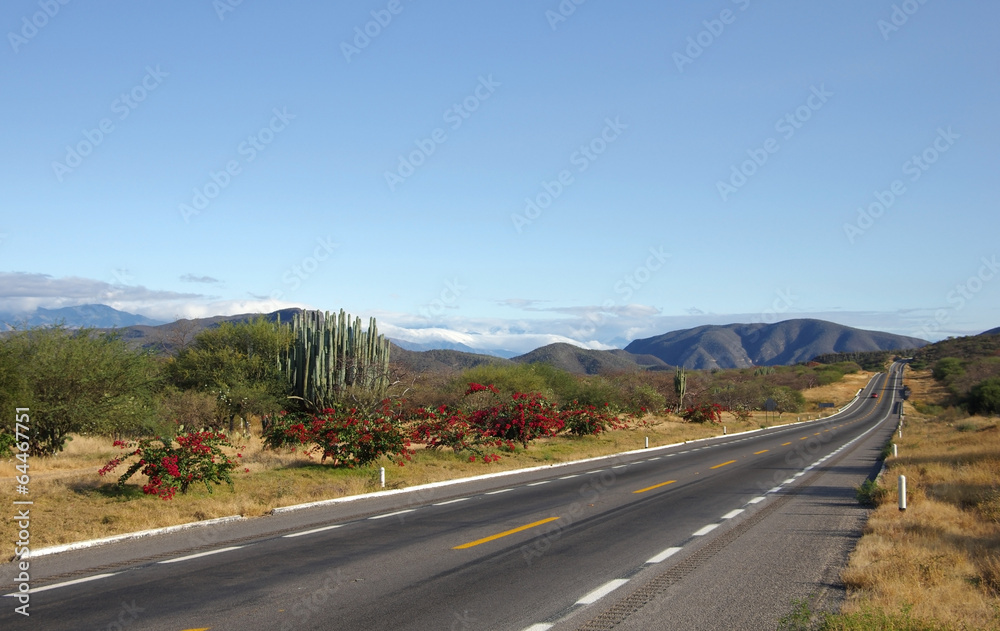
top-left (1, 304), bottom-right (943, 374)
top-left (390, 338), bottom-right (520, 359)
top-left (0, 304), bottom-right (165, 330)
top-left (624, 319), bottom-right (928, 370)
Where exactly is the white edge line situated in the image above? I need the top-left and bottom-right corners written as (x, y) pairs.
top-left (646, 546), bottom-right (682, 564)
top-left (158, 546), bottom-right (243, 564)
top-left (283, 524), bottom-right (344, 538)
top-left (527, 481), bottom-right (551, 486)
top-left (558, 474), bottom-right (580, 480)
top-left (721, 509), bottom-right (744, 519)
top-left (521, 625), bottom-right (554, 631)
top-left (576, 579), bottom-right (629, 605)
top-left (747, 496), bottom-right (766, 504)
top-left (485, 488), bottom-right (513, 495)
top-left (27, 515), bottom-right (245, 559)
top-left (3, 573), bottom-right (118, 596)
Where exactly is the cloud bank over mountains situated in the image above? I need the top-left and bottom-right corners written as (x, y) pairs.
top-left (0, 272), bottom-right (978, 353)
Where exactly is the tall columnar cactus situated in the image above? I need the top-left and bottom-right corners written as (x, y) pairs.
top-left (674, 367), bottom-right (687, 412)
top-left (281, 309), bottom-right (391, 409)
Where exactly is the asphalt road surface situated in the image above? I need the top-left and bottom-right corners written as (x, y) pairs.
top-left (1, 364), bottom-right (905, 630)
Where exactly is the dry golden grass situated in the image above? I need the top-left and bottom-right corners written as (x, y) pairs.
top-left (801, 370), bottom-right (874, 409)
top-left (837, 368), bottom-right (1000, 630)
top-left (0, 411), bottom-right (820, 553)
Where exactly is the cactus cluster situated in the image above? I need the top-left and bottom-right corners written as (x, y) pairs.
top-left (281, 309), bottom-right (391, 409)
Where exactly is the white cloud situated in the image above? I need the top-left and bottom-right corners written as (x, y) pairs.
top-left (0, 272), bottom-right (306, 323)
top-left (0, 273), bottom-right (949, 352)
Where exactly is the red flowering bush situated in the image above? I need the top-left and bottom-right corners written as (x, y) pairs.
top-left (560, 402), bottom-right (625, 436)
top-left (263, 400), bottom-right (413, 468)
top-left (412, 405), bottom-right (487, 452)
top-left (468, 389), bottom-right (564, 448)
top-left (99, 431), bottom-right (242, 500)
top-left (680, 403), bottom-right (724, 423)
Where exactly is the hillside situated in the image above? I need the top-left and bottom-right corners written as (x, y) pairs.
top-left (910, 330), bottom-right (1000, 368)
top-left (390, 345), bottom-right (512, 374)
top-left (510, 343), bottom-right (670, 375)
top-left (112, 309), bottom-right (303, 353)
top-left (625, 319), bottom-right (928, 370)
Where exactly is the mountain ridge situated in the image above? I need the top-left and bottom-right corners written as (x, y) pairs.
top-left (625, 318), bottom-right (927, 370)
top-left (0, 305), bottom-right (931, 374)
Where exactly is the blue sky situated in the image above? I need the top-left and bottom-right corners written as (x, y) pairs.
top-left (1, 1), bottom-right (997, 354)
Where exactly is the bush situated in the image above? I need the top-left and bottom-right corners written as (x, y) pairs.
top-left (560, 402), bottom-right (624, 436)
top-left (968, 377), bottom-right (1000, 415)
top-left (410, 404), bottom-right (503, 463)
top-left (454, 364), bottom-right (551, 399)
top-left (932, 357), bottom-right (965, 382)
top-left (0, 430), bottom-right (14, 458)
top-left (681, 403), bottom-right (724, 423)
top-left (467, 386), bottom-right (564, 448)
top-left (855, 479), bottom-right (886, 507)
top-left (263, 401), bottom-right (413, 468)
top-left (99, 431), bottom-right (243, 500)
top-left (155, 388), bottom-right (223, 432)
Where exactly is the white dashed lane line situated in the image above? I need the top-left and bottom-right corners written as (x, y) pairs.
top-left (692, 524), bottom-right (719, 537)
top-left (576, 579), bottom-right (629, 605)
top-left (159, 546), bottom-right (244, 564)
top-left (283, 524), bottom-right (344, 538)
top-left (646, 547), bottom-right (682, 564)
top-left (433, 497), bottom-right (470, 506)
top-left (3, 573), bottom-right (118, 596)
top-left (368, 509), bottom-right (415, 520)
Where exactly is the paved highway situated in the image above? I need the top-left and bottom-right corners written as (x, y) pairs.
top-left (1, 364), bottom-right (905, 630)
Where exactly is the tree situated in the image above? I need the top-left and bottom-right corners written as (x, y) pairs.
top-left (0, 326), bottom-right (162, 455)
top-left (167, 317), bottom-right (291, 432)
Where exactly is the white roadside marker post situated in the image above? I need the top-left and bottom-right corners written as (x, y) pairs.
top-left (893, 444), bottom-right (898, 458)
top-left (380, 467), bottom-right (385, 488)
top-left (899, 475), bottom-right (907, 511)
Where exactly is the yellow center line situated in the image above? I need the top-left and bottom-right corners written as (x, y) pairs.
top-left (633, 480), bottom-right (677, 494)
top-left (754, 449), bottom-right (768, 455)
top-left (800, 436), bottom-right (808, 440)
top-left (453, 517), bottom-right (559, 550)
top-left (781, 442), bottom-right (791, 446)
top-left (710, 460), bottom-right (737, 469)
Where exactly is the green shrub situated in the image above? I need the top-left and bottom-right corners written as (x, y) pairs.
top-left (932, 357), bottom-right (964, 382)
top-left (968, 377), bottom-right (1000, 416)
top-left (855, 479), bottom-right (886, 507)
top-left (0, 430), bottom-right (15, 458)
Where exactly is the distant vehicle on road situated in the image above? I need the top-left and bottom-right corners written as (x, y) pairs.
top-left (871, 393), bottom-right (879, 398)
